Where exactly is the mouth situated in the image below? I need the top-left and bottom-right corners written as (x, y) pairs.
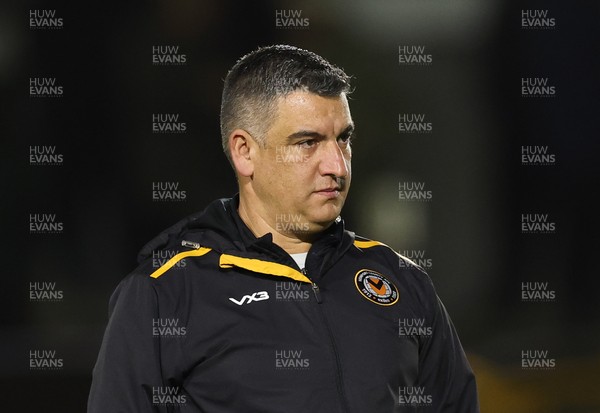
top-left (313, 178), bottom-right (346, 199)
top-left (314, 186), bottom-right (342, 199)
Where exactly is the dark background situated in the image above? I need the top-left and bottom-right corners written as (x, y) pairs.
top-left (2, 0), bottom-right (599, 411)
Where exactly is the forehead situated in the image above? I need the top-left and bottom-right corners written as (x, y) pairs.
top-left (269, 91), bottom-right (352, 136)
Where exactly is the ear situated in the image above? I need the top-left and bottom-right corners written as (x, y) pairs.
top-left (229, 129), bottom-right (256, 177)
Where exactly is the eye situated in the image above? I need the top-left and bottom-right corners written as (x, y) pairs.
top-left (338, 134), bottom-right (352, 146)
top-left (297, 139), bottom-right (317, 149)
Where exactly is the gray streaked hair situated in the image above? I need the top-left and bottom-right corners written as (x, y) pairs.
top-left (220, 44), bottom-right (352, 165)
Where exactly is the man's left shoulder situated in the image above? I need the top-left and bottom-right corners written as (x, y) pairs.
top-left (351, 236), bottom-right (424, 270)
top-left (349, 235), bottom-right (433, 288)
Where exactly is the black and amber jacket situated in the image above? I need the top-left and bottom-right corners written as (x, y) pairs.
top-left (88, 196), bottom-right (479, 413)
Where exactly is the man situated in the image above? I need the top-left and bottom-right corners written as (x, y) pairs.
top-left (88, 45), bottom-right (479, 412)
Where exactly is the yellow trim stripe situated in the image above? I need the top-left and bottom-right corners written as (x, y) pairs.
top-left (150, 247), bottom-right (212, 279)
top-left (353, 240), bottom-right (385, 249)
top-left (219, 254), bottom-right (311, 284)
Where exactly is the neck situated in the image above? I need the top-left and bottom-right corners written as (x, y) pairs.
top-left (237, 194), bottom-right (314, 254)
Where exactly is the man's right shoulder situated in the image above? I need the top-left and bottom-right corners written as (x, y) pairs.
top-left (117, 239), bottom-right (215, 289)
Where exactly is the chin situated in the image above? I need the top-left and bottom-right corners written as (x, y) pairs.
top-left (310, 213), bottom-right (340, 229)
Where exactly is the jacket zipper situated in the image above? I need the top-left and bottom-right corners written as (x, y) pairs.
top-left (311, 282), bottom-right (322, 303)
top-left (302, 268), bottom-right (350, 413)
top-left (181, 240), bottom-right (201, 249)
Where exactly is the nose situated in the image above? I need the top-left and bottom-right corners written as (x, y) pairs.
top-left (319, 140), bottom-right (349, 178)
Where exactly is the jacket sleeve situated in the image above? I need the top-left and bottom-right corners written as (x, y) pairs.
top-left (88, 273), bottom-right (166, 413)
top-left (418, 279), bottom-right (480, 412)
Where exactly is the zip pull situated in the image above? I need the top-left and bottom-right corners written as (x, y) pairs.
top-left (181, 240), bottom-right (201, 249)
top-left (311, 282), bottom-right (322, 304)
top-left (302, 268), bottom-right (322, 303)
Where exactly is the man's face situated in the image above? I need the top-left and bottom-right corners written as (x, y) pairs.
top-left (250, 90), bottom-right (353, 237)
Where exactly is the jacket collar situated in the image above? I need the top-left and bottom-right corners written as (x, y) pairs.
top-left (139, 194), bottom-right (355, 280)
top-left (225, 195), bottom-right (355, 276)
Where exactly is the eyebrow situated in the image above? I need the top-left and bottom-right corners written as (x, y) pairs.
top-left (285, 124), bottom-right (355, 143)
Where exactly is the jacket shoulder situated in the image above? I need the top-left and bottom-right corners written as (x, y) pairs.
top-left (353, 236), bottom-right (440, 318)
top-left (353, 236), bottom-right (425, 272)
top-left (127, 236), bottom-right (214, 284)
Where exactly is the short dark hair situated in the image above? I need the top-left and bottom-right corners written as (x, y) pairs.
top-left (220, 44), bottom-right (352, 164)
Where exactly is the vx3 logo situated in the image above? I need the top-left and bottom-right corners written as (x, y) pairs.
top-left (229, 291), bottom-right (270, 306)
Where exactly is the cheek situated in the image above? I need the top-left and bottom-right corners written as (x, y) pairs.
top-left (256, 159), bottom-right (300, 195)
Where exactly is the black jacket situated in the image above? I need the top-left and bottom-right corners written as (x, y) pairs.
top-left (88, 196), bottom-right (479, 412)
